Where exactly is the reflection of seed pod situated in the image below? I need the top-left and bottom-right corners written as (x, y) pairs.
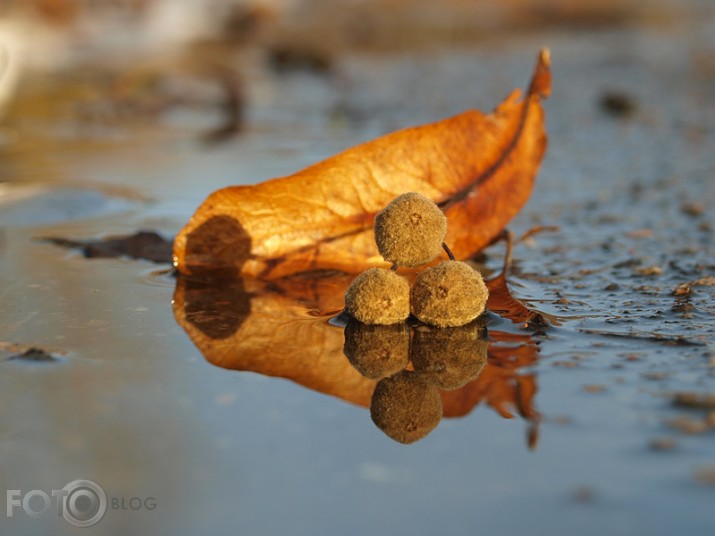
top-left (411, 261), bottom-right (488, 327)
top-left (345, 268), bottom-right (410, 325)
top-left (343, 320), bottom-right (410, 380)
top-left (370, 370), bottom-right (443, 444)
top-left (374, 192), bottom-right (447, 267)
top-left (411, 320), bottom-right (488, 390)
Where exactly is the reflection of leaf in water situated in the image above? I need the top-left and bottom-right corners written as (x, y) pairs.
top-left (442, 330), bottom-right (540, 421)
top-left (486, 270), bottom-right (546, 326)
top-left (173, 273), bottom-right (541, 432)
top-left (173, 273), bottom-right (375, 407)
top-left (181, 277), bottom-right (251, 339)
top-left (484, 231), bottom-right (559, 327)
top-left (174, 50), bottom-right (551, 279)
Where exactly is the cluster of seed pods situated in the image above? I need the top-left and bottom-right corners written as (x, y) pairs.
top-left (344, 192), bottom-right (489, 328)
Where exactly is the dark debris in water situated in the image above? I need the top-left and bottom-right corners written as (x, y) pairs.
top-left (267, 44), bottom-right (334, 75)
top-left (582, 384), bottom-right (607, 394)
top-left (648, 437), bottom-right (678, 451)
top-left (41, 231), bottom-right (174, 264)
top-left (598, 90), bottom-right (637, 118)
top-left (663, 392), bottom-right (715, 437)
top-left (672, 392), bottom-right (715, 410)
top-left (570, 485), bottom-right (597, 504)
top-left (7, 347), bottom-right (60, 363)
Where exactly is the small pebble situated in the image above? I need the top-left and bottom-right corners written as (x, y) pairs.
top-left (582, 384), bottom-right (606, 394)
top-left (672, 283), bottom-right (692, 296)
top-left (641, 371), bottom-right (670, 381)
top-left (553, 360), bottom-right (579, 368)
top-left (625, 228), bottom-right (653, 239)
top-left (672, 392), bottom-right (715, 410)
top-left (706, 411), bottom-right (715, 428)
top-left (681, 202), bottom-right (705, 217)
top-left (648, 437), bottom-right (677, 451)
top-left (693, 465), bottom-right (715, 486)
top-left (571, 486), bottom-right (597, 503)
top-left (665, 415), bottom-right (709, 435)
top-left (636, 266), bottom-right (663, 276)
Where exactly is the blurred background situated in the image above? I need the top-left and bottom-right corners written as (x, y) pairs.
top-left (1, 0), bottom-right (712, 203)
top-left (0, 0), bottom-right (709, 147)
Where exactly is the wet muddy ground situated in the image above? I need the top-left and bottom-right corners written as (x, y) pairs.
top-left (1, 1), bottom-right (715, 534)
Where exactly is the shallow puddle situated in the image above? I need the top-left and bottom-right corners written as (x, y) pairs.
top-left (1, 3), bottom-right (715, 534)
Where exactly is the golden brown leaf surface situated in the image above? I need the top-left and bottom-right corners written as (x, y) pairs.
top-left (173, 49), bottom-right (551, 279)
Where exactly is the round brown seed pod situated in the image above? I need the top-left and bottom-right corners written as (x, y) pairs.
top-left (410, 261), bottom-right (488, 327)
top-left (343, 319), bottom-right (410, 380)
top-left (370, 370), bottom-right (443, 444)
top-left (411, 320), bottom-right (489, 390)
top-left (344, 268), bottom-right (410, 325)
top-left (374, 192), bottom-right (447, 267)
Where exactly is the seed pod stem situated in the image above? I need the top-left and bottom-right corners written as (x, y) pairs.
top-left (442, 242), bottom-right (455, 261)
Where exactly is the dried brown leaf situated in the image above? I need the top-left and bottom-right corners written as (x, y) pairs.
top-left (173, 49), bottom-right (550, 279)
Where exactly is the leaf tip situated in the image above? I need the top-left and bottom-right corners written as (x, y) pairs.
top-left (538, 47), bottom-right (551, 68)
top-left (529, 48), bottom-right (552, 100)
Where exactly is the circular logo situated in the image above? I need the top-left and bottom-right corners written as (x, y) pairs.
top-left (61, 479), bottom-right (107, 528)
